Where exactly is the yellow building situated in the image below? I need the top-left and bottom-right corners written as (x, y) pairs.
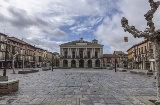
top-left (127, 44), bottom-right (137, 69)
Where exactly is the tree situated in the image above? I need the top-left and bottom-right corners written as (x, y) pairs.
top-left (11, 52), bottom-right (19, 74)
top-left (121, 0), bottom-right (160, 103)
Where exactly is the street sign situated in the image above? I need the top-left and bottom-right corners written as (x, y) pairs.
top-left (124, 37), bottom-right (128, 42)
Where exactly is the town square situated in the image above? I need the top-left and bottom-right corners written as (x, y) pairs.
top-left (1, 0), bottom-right (160, 105)
top-left (0, 68), bottom-right (156, 105)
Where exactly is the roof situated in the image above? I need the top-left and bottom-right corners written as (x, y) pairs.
top-left (127, 39), bottom-right (150, 52)
top-left (53, 52), bottom-right (59, 55)
top-left (126, 44), bottom-right (137, 52)
top-left (60, 38), bottom-right (103, 47)
top-left (8, 37), bottom-right (27, 45)
top-left (0, 33), bottom-right (7, 36)
top-left (137, 39), bottom-right (150, 46)
top-left (103, 54), bottom-right (114, 58)
top-left (114, 51), bottom-right (126, 55)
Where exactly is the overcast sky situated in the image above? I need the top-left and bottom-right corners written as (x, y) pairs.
top-left (1, 0), bottom-right (160, 53)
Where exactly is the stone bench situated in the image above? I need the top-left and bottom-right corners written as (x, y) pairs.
top-left (118, 68), bottom-right (127, 72)
top-left (0, 79), bottom-right (19, 94)
top-left (58, 67), bottom-right (71, 69)
top-left (18, 69), bottom-right (39, 74)
top-left (42, 68), bottom-right (51, 71)
top-left (94, 67), bottom-right (106, 69)
top-left (130, 70), bottom-right (153, 75)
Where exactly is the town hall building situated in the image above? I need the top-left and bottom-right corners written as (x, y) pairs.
top-left (59, 38), bottom-right (104, 68)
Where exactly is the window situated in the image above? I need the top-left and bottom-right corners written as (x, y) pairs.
top-left (64, 51), bottom-right (68, 58)
top-left (139, 48), bottom-right (140, 54)
top-left (141, 47), bottom-right (143, 53)
top-left (79, 50), bottom-right (83, 58)
top-left (145, 46), bottom-right (146, 53)
top-left (87, 51), bottom-right (90, 58)
top-left (95, 51), bottom-right (98, 58)
top-left (72, 51), bottom-right (75, 58)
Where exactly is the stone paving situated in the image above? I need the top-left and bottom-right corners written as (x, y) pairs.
top-left (0, 68), bottom-right (157, 105)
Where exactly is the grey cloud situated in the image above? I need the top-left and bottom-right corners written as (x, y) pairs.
top-left (53, 28), bottom-right (67, 39)
top-left (42, 28), bottom-right (67, 40)
top-left (24, 37), bottom-right (63, 52)
top-left (8, 7), bottom-right (49, 28)
top-left (0, 13), bottom-right (5, 22)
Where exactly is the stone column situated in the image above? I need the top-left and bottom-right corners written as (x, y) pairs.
top-left (67, 48), bottom-right (69, 58)
top-left (71, 48), bottom-right (72, 58)
top-left (101, 59), bottom-right (103, 68)
top-left (83, 49), bottom-right (84, 58)
top-left (68, 59), bottom-right (71, 68)
top-left (143, 58), bottom-right (146, 70)
top-left (75, 48), bottom-right (77, 57)
top-left (78, 48), bottom-right (79, 56)
top-left (76, 59), bottom-right (79, 68)
top-left (101, 48), bottom-right (103, 57)
top-left (91, 48), bottom-right (93, 58)
top-left (86, 48), bottom-right (87, 57)
top-left (92, 59), bottom-right (95, 68)
top-left (94, 48), bottom-right (95, 58)
top-left (150, 61), bottom-right (153, 71)
top-left (70, 48), bottom-right (71, 57)
top-left (99, 48), bottom-right (101, 58)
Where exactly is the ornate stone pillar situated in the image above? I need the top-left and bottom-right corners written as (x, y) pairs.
top-left (77, 48), bottom-right (79, 56)
top-left (91, 48), bottom-right (93, 58)
top-left (92, 59), bottom-right (95, 68)
top-left (84, 60), bottom-right (87, 68)
top-left (67, 48), bottom-right (69, 58)
top-left (85, 48), bottom-right (87, 57)
top-left (93, 48), bottom-right (96, 57)
top-left (76, 59), bottom-right (79, 68)
top-left (68, 59), bottom-right (71, 68)
top-left (71, 48), bottom-right (72, 58)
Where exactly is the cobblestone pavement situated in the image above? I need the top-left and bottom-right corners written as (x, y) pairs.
top-left (0, 69), bottom-right (157, 105)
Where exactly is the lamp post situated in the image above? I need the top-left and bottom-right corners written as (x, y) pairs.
top-left (52, 53), bottom-right (53, 71)
top-left (114, 53), bottom-right (117, 72)
top-left (22, 56), bottom-right (24, 71)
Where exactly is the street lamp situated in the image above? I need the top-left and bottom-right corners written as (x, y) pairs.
top-left (22, 56), bottom-right (24, 71)
top-left (114, 53), bottom-right (117, 72)
top-left (52, 53), bottom-right (53, 71)
top-left (3, 39), bottom-right (10, 76)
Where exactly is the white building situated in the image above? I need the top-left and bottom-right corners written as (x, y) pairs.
top-left (59, 38), bottom-right (104, 68)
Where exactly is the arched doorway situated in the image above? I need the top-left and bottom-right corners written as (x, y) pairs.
top-left (88, 60), bottom-right (92, 68)
top-left (71, 60), bottom-right (76, 68)
top-left (63, 60), bottom-right (68, 67)
top-left (79, 59), bottom-right (84, 68)
top-left (95, 60), bottom-right (100, 67)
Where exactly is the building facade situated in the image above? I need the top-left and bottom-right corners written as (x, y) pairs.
top-left (59, 38), bottom-right (104, 68)
top-left (0, 33), bottom-right (50, 69)
top-left (127, 45), bottom-right (137, 69)
top-left (114, 51), bottom-right (128, 68)
top-left (103, 54), bottom-right (114, 68)
top-left (53, 52), bottom-right (60, 67)
top-left (127, 39), bottom-right (154, 70)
